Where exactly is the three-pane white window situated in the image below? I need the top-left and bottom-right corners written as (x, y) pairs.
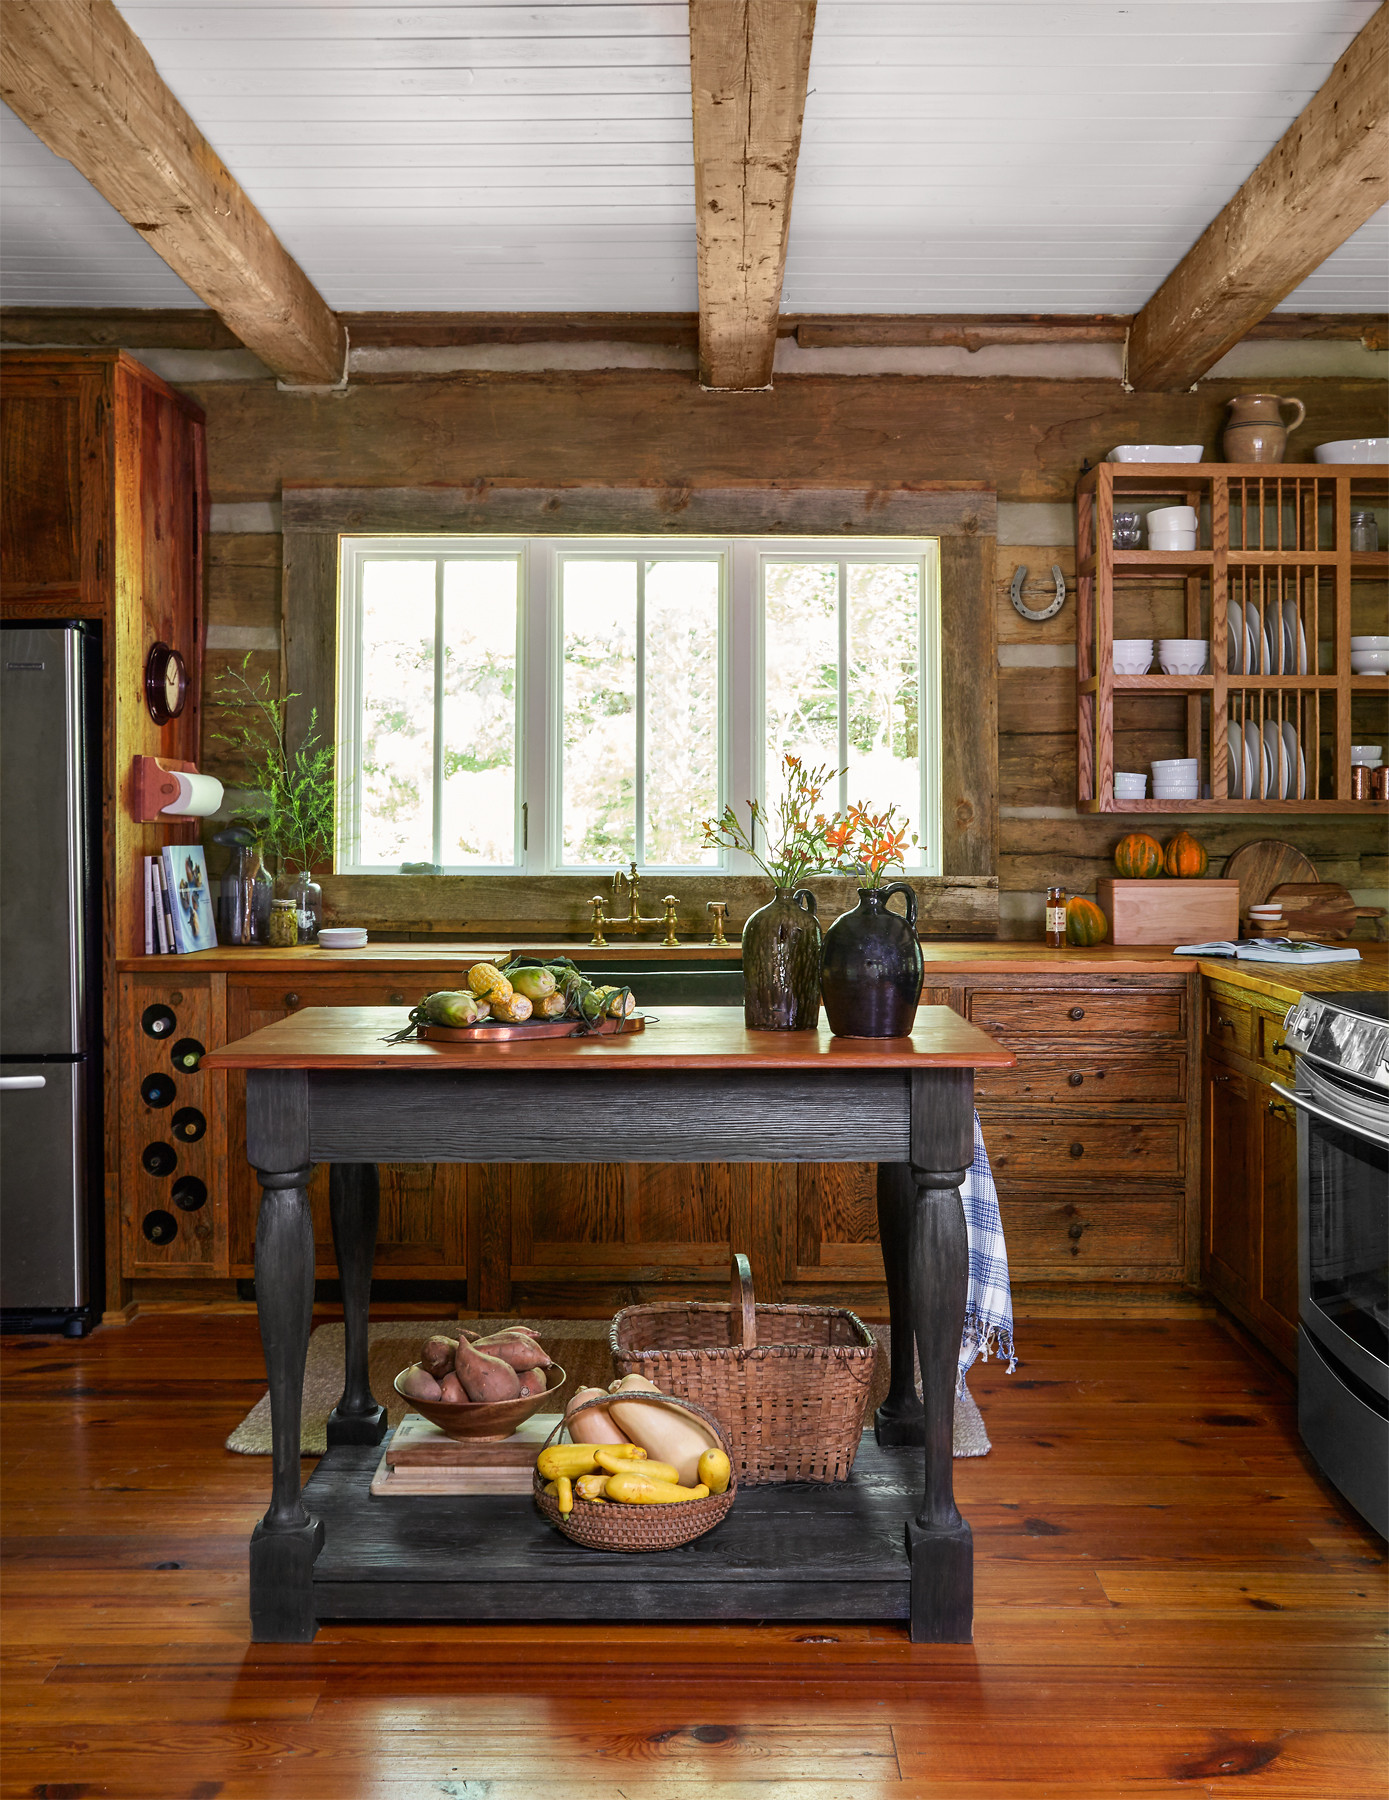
top-left (336, 536), bottom-right (941, 876)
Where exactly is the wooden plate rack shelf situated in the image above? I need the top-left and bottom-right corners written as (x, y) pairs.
top-left (1076, 462), bottom-right (1388, 813)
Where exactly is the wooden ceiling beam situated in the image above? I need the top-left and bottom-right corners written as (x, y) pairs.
top-left (690, 0), bottom-right (816, 390)
top-left (0, 0), bottom-right (346, 386)
top-left (1127, 3), bottom-right (1389, 392)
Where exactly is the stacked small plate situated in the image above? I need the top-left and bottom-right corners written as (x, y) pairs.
top-left (1151, 757), bottom-right (1200, 801)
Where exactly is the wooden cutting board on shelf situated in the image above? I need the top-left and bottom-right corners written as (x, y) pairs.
top-left (1266, 882), bottom-right (1384, 940)
top-left (1223, 840), bottom-right (1318, 913)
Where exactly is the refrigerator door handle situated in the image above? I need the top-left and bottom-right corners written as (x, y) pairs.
top-left (0, 1076), bottom-right (47, 1090)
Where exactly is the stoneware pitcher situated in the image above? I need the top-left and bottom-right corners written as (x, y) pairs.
top-left (820, 883), bottom-right (924, 1038)
top-left (741, 887), bottom-right (821, 1029)
top-left (1222, 393), bottom-right (1306, 464)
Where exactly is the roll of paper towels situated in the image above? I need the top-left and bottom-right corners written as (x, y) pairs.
top-left (161, 770), bottom-right (224, 817)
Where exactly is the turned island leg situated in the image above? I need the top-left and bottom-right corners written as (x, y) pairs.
top-left (326, 1163), bottom-right (386, 1446)
top-left (875, 1161), bottom-right (925, 1445)
top-left (903, 1066), bottom-right (975, 1644)
top-left (246, 1071), bottom-right (323, 1643)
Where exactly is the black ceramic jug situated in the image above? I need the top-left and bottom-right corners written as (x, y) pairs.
top-left (820, 883), bottom-right (923, 1038)
top-left (741, 887), bottom-right (822, 1029)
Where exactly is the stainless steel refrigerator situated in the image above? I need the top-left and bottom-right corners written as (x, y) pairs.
top-left (0, 622), bottom-right (102, 1334)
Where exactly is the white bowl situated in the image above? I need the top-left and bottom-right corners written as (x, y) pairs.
top-left (1152, 757), bottom-right (1199, 768)
top-left (1148, 506), bottom-right (1199, 529)
top-left (1350, 746), bottom-right (1384, 764)
top-left (1107, 445), bottom-right (1204, 463)
top-left (1148, 529), bottom-right (1198, 552)
top-left (1114, 660), bottom-right (1152, 675)
top-left (1313, 439), bottom-right (1389, 464)
top-left (1350, 637), bottom-right (1389, 650)
top-left (318, 928), bottom-right (369, 949)
top-left (1159, 659), bottom-right (1208, 675)
top-left (1114, 638), bottom-right (1154, 649)
top-left (1351, 650), bottom-right (1389, 673)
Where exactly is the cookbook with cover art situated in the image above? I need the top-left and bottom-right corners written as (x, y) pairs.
top-left (161, 845), bottom-right (218, 953)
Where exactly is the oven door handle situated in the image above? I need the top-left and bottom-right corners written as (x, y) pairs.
top-left (1270, 1082), bottom-right (1389, 1150)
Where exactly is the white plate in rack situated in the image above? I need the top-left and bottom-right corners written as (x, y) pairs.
top-left (1227, 735), bottom-right (1243, 799)
top-left (1227, 600), bottom-right (1244, 676)
top-left (1282, 719), bottom-right (1306, 799)
top-left (1262, 719), bottom-right (1286, 798)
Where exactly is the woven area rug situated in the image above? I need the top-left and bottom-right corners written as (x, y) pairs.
top-left (225, 1316), bottom-right (991, 1459)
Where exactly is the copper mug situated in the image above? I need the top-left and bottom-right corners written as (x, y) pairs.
top-left (1373, 767), bottom-right (1388, 803)
top-left (1222, 393), bottom-right (1306, 464)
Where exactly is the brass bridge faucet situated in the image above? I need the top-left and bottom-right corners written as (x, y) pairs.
top-left (589, 862), bottom-right (680, 946)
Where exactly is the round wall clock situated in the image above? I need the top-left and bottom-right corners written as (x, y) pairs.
top-left (145, 642), bottom-right (187, 725)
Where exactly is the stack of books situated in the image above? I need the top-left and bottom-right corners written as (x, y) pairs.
top-left (143, 845), bottom-right (217, 954)
top-left (370, 1411), bottom-right (556, 1496)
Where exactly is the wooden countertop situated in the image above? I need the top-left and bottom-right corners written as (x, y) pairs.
top-left (202, 1004), bottom-right (1017, 1073)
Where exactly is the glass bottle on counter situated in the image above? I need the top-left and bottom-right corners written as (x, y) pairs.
top-left (1045, 886), bottom-right (1067, 949)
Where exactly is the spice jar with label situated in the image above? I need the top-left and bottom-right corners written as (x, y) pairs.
top-left (267, 898), bottom-right (300, 947)
top-left (1046, 886), bottom-right (1068, 949)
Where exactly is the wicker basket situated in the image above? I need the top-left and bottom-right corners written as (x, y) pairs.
top-left (611, 1254), bottom-right (877, 1484)
top-left (533, 1391), bottom-right (736, 1551)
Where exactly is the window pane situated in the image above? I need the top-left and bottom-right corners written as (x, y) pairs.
top-left (440, 559), bottom-right (519, 865)
top-left (358, 560), bottom-right (436, 866)
top-left (763, 561), bottom-right (838, 809)
top-left (644, 559), bottom-right (720, 866)
top-left (847, 562), bottom-right (921, 845)
top-left (561, 560), bottom-right (637, 864)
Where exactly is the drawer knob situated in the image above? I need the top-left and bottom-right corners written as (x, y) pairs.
top-left (1068, 1222), bottom-right (1085, 1240)
top-left (1068, 1141), bottom-right (1085, 1159)
top-left (1216, 1015), bottom-right (1235, 1031)
top-left (1068, 1007), bottom-right (1085, 1021)
top-left (284, 992), bottom-right (300, 1008)
top-left (1267, 1099), bottom-right (1293, 1121)
top-left (389, 991), bottom-right (405, 1006)
top-left (1067, 1072), bottom-right (1084, 1088)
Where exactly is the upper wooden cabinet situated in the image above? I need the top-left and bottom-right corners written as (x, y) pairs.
top-left (1076, 462), bottom-right (1388, 815)
top-left (1, 351), bottom-right (208, 961)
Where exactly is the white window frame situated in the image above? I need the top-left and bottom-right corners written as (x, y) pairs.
top-left (336, 534), bottom-right (941, 878)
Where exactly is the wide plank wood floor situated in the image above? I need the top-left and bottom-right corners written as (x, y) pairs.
top-left (1, 1313), bottom-right (1384, 1799)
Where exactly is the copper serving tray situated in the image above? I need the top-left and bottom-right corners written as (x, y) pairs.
top-left (417, 1014), bottom-right (648, 1044)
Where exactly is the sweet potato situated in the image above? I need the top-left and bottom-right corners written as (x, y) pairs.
top-left (397, 1363), bottom-right (443, 1403)
top-left (517, 1367), bottom-right (548, 1398)
top-left (436, 1371), bottom-right (469, 1405)
top-left (471, 1328), bottom-right (550, 1372)
top-left (420, 1334), bottom-right (460, 1377)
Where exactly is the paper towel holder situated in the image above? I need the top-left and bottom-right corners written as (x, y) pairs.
top-left (132, 756), bottom-right (204, 822)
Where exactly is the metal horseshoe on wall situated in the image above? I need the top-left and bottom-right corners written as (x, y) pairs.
top-left (1010, 563), bottom-right (1068, 623)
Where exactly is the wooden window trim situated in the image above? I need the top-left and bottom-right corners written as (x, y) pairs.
top-left (281, 483), bottom-right (998, 925)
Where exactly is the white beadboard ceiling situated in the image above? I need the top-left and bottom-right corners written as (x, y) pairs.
top-left (1, 0), bottom-right (1384, 315)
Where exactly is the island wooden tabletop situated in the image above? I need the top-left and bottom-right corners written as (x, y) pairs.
top-left (202, 1003), bottom-right (1016, 1073)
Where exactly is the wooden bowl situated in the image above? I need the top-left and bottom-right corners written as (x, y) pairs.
top-left (393, 1361), bottom-right (567, 1440)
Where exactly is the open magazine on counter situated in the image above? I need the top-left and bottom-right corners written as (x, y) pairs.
top-left (1174, 939), bottom-right (1361, 964)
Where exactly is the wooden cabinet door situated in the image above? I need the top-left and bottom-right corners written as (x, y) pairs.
top-left (1203, 1054), bottom-right (1255, 1309)
top-left (223, 980), bottom-right (467, 1283)
top-left (1252, 1089), bottom-right (1299, 1366)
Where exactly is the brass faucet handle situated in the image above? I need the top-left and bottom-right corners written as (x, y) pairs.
top-left (660, 895), bottom-right (680, 947)
top-left (706, 900), bottom-right (730, 947)
top-left (588, 896), bottom-right (609, 947)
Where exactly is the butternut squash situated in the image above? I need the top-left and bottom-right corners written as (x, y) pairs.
top-left (563, 1387), bottom-right (627, 1444)
top-left (605, 1375), bottom-right (718, 1486)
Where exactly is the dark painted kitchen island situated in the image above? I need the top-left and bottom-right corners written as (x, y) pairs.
top-left (203, 1005), bottom-right (1015, 1645)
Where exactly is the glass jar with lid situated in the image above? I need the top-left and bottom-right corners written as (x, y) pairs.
top-left (1350, 512), bottom-right (1379, 553)
top-left (267, 899), bottom-right (300, 948)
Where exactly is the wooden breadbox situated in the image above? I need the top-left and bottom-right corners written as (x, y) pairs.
top-left (1096, 878), bottom-right (1241, 946)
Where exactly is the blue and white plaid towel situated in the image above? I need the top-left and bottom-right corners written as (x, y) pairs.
top-left (959, 1112), bottom-right (1015, 1383)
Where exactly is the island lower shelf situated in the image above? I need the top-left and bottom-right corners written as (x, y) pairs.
top-left (299, 1430), bottom-right (916, 1625)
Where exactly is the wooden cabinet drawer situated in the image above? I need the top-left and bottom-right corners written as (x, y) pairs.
top-left (1002, 1191), bottom-right (1181, 1275)
top-left (234, 975), bottom-right (417, 1012)
top-left (985, 1119), bottom-right (1184, 1182)
top-left (969, 989), bottom-right (1184, 1039)
top-left (976, 1051), bottom-right (1186, 1108)
top-left (1206, 994), bottom-right (1254, 1059)
top-left (1257, 1011), bottom-right (1297, 1080)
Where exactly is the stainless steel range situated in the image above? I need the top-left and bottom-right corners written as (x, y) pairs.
top-left (1278, 991), bottom-right (1389, 1538)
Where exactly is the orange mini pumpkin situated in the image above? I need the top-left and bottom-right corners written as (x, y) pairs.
top-left (1163, 830), bottom-right (1209, 878)
top-left (1065, 896), bottom-right (1108, 946)
top-left (1113, 832), bottom-right (1164, 880)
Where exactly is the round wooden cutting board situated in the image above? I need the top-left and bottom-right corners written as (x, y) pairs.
top-left (1222, 840), bottom-right (1318, 913)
